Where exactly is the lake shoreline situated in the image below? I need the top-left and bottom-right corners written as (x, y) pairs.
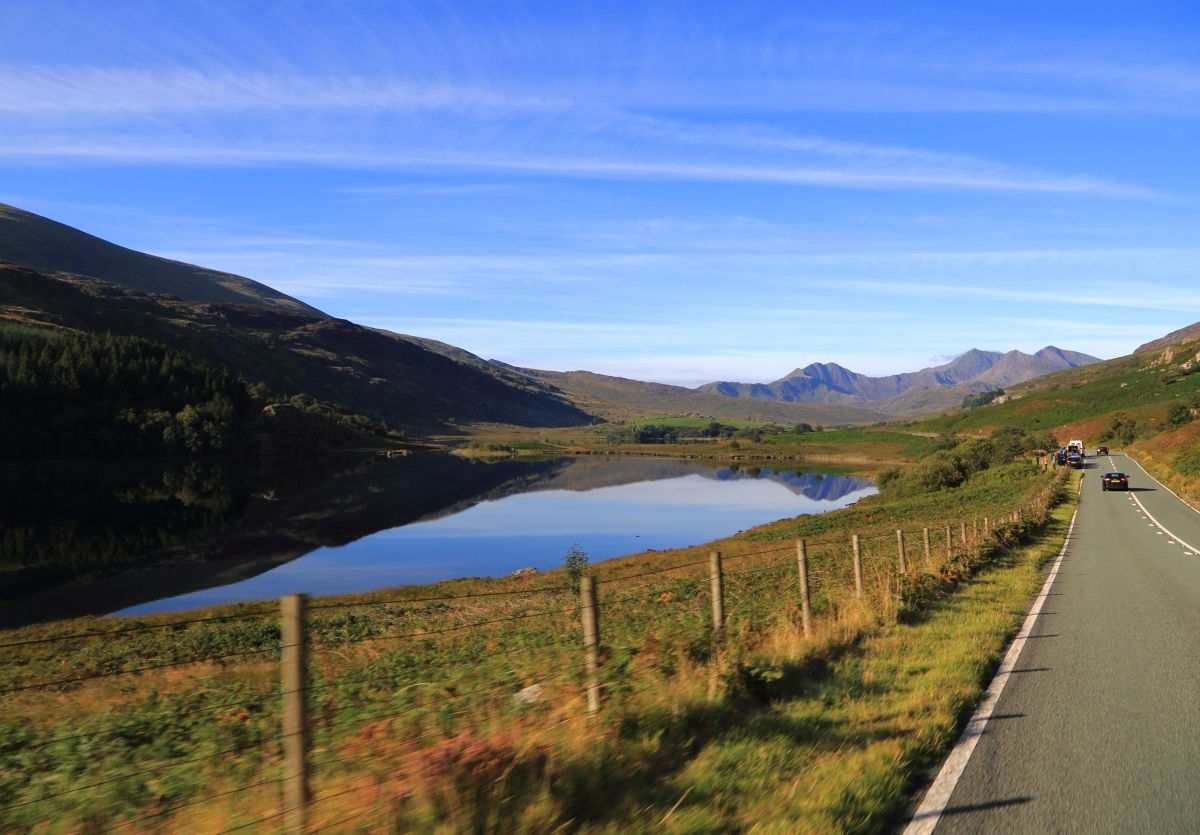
top-left (0, 454), bottom-right (876, 627)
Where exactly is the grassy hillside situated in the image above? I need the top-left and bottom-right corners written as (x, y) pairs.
top-left (0, 264), bottom-right (591, 433)
top-left (917, 340), bottom-right (1200, 441)
top-left (0, 203), bottom-right (325, 315)
top-left (873, 381), bottom-right (993, 417)
top-left (1124, 419), bottom-right (1200, 505)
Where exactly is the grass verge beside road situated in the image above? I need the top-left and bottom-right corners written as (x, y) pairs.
top-left (0, 466), bottom-right (1075, 834)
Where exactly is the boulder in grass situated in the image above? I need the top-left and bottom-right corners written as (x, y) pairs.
top-left (513, 683), bottom-right (543, 705)
top-left (507, 567), bottom-right (539, 578)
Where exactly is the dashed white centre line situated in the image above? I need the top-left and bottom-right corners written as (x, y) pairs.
top-left (1131, 493), bottom-right (1200, 554)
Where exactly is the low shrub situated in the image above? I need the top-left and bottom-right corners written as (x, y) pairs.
top-left (1167, 403), bottom-right (1194, 431)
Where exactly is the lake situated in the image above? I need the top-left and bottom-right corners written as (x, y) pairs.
top-left (0, 454), bottom-right (874, 625)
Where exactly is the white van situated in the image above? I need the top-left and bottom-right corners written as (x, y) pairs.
top-left (1069, 439), bottom-right (1085, 456)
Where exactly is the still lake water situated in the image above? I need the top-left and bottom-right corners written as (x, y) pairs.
top-left (118, 457), bottom-right (875, 615)
top-left (0, 454), bottom-right (874, 624)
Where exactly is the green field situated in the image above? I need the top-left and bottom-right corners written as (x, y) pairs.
top-left (763, 427), bottom-right (932, 455)
top-left (632, 415), bottom-right (764, 429)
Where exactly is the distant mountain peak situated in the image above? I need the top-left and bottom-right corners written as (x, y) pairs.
top-left (696, 346), bottom-right (1100, 415)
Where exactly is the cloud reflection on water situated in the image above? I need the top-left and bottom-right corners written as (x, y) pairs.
top-left (120, 464), bottom-right (875, 614)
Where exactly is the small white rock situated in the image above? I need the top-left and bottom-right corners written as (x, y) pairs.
top-left (513, 683), bottom-right (543, 704)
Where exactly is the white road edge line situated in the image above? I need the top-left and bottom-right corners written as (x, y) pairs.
top-left (1119, 451), bottom-right (1200, 515)
top-left (1129, 493), bottom-right (1200, 554)
top-left (902, 507), bottom-right (1079, 835)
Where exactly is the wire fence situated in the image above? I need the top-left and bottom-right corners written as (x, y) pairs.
top-left (0, 473), bottom-right (1068, 834)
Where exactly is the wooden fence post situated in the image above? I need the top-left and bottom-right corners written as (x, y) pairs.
top-left (984, 517), bottom-right (989, 536)
top-left (796, 539), bottom-right (813, 639)
top-left (852, 535), bottom-right (864, 598)
top-left (709, 551), bottom-right (725, 638)
top-left (896, 530), bottom-right (907, 574)
top-left (281, 593), bottom-right (308, 835)
top-left (580, 576), bottom-right (601, 714)
top-left (961, 522), bottom-right (968, 550)
top-left (923, 528), bottom-right (931, 565)
top-left (946, 525), bottom-right (952, 558)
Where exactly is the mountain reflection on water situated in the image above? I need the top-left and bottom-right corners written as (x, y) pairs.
top-left (0, 454), bottom-right (874, 625)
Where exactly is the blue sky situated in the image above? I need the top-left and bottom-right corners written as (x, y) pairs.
top-left (2, 1), bottom-right (1199, 385)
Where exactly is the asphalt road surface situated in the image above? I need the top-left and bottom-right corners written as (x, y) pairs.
top-left (922, 453), bottom-right (1200, 834)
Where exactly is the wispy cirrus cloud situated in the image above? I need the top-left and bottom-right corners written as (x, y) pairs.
top-left (0, 63), bottom-right (1160, 198)
top-left (0, 65), bottom-right (565, 115)
top-left (0, 141), bottom-right (1152, 198)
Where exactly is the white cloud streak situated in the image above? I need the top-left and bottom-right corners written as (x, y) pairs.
top-left (0, 141), bottom-right (1151, 198)
top-left (0, 66), bottom-right (566, 114)
top-left (0, 65), bottom-right (1159, 197)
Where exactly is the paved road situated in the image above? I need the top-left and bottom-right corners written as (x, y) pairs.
top-left (930, 453), bottom-right (1200, 834)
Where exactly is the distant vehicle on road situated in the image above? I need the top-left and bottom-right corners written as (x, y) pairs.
top-left (1067, 453), bottom-right (1085, 469)
top-left (1097, 445), bottom-right (1109, 455)
top-left (1102, 471), bottom-right (1129, 491)
top-left (1054, 447), bottom-right (1067, 465)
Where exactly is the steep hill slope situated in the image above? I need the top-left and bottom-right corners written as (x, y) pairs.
top-left (489, 363), bottom-right (888, 425)
top-left (0, 264), bottom-right (590, 431)
top-left (0, 203), bottom-right (325, 315)
top-left (872, 382), bottom-right (996, 417)
top-left (1137, 320), bottom-right (1200, 354)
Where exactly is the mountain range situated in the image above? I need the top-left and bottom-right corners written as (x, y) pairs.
top-left (694, 347), bottom-right (1102, 416)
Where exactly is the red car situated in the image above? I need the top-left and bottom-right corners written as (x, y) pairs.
top-left (1102, 472), bottom-right (1129, 491)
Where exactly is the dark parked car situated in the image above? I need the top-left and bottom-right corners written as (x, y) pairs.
top-left (1102, 471), bottom-right (1129, 491)
top-left (1067, 453), bottom-right (1085, 469)
top-left (1097, 445), bottom-right (1109, 455)
top-left (1054, 448), bottom-right (1068, 465)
